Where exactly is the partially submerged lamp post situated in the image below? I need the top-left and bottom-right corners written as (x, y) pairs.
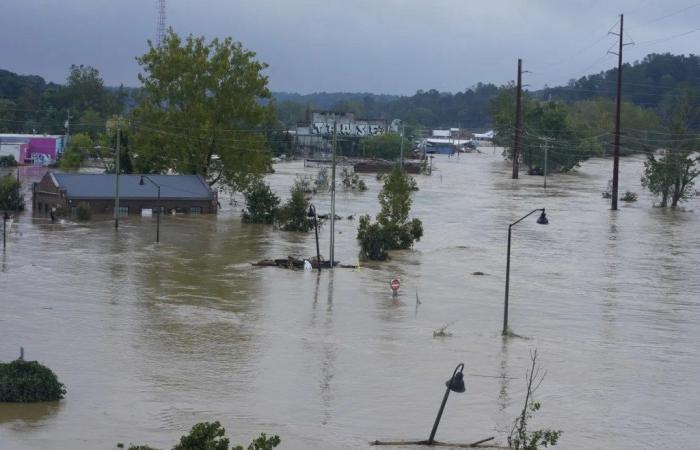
top-left (3, 212), bottom-right (9, 250)
top-left (307, 204), bottom-right (321, 272)
top-left (139, 175), bottom-right (161, 243)
top-left (503, 208), bottom-right (548, 336)
top-left (426, 363), bottom-right (466, 445)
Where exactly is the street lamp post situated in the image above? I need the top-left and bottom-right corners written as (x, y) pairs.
top-left (139, 176), bottom-right (161, 243)
top-left (2, 212), bottom-right (9, 250)
top-left (307, 204), bottom-right (321, 272)
top-left (503, 208), bottom-right (548, 336)
top-left (426, 363), bottom-right (466, 445)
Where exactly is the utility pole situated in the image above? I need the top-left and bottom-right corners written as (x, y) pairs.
top-left (329, 123), bottom-right (337, 268)
top-left (611, 14), bottom-right (624, 210)
top-left (64, 110), bottom-right (71, 156)
top-left (400, 123), bottom-right (405, 169)
top-left (539, 137), bottom-right (552, 189)
top-left (512, 58), bottom-right (523, 179)
top-left (114, 123), bottom-right (121, 229)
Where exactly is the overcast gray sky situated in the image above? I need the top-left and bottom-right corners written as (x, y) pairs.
top-left (1, 0), bottom-right (698, 94)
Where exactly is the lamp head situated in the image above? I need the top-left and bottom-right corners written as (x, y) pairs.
top-left (307, 205), bottom-right (315, 218)
top-left (536, 209), bottom-right (548, 225)
top-left (139, 176), bottom-right (145, 186)
top-left (446, 371), bottom-right (466, 393)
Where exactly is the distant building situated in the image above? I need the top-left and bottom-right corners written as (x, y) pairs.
top-left (33, 173), bottom-right (218, 217)
top-left (0, 134), bottom-right (65, 165)
top-left (295, 111), bottom-right (388, 154)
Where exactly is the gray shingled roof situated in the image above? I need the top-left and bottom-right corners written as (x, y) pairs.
top-left (51, 173), bottom-right (214, 200)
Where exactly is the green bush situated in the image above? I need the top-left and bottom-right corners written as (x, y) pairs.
top-left (357, 167), bottom-right (422, 260)
top-left (0, 174), bottom-right (25, 211)
top-left (0, 359), bottom-right (66, 402)
top-left (0, 154), bottom-right (18, 167)
top-left (621, 191), bottom-right (638, 202)
top-left (277, 178), bottom-right (313, 232)
top-left (128, 421), bottom-right (280, 450)
top-left (242, 181), bottom-right (280, 224)
top-left (75, 202), bottom-right (92, 221)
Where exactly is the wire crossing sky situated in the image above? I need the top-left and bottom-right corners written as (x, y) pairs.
top-left (1, 0), bottom-right (699, 94)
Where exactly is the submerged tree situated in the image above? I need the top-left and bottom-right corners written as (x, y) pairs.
top-left (0, 174), bottom-right (25, 211)
top-left (131, 29), bottom-right (273, 192)
top-left (641, 87), bottom-right (700, 207)
top-left (59, 132), bottom-right (92, 171)
top-left (277, 178), bottom-right (313, 232)
top-left (357, 167), bottom-right (422, 260)
top-left (242, 181), bottom-right (280, 224)
top-left (128, 421), bottom-right (280, 450)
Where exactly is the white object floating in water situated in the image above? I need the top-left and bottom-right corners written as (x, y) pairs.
top-left (304, 260), bottom-right (312, 271)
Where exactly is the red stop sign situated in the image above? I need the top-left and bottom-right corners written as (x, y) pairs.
top-left (390, 278), bottom-right (400, 291)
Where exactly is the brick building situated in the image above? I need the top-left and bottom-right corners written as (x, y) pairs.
top-left (33, 173), bottom-right (218, 217)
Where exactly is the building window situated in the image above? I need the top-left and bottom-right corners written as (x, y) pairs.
top-left (117, 206), bottom-right (129, 217)
top-left (190, 207), bottom-right (202, 215)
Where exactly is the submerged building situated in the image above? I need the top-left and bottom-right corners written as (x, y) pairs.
top-left (33, 173), bottom-right (218, 217)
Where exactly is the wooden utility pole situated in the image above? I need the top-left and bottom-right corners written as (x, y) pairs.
top-left (512, 59), bottom-right (523, 179)
top-left (611, 14), bottom-right (624, 210)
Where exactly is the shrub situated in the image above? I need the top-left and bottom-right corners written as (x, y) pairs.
top-left (621, 191), bottom-right (637, 202)
top-left (357, 167), bottom-right (422, 260)
top-left (0, 359), bottom-right (66, 402)
top-left (315, 167), bottom-right (329, 191)
top-left (277, 178), bottom-right (313, 232)
top-left (75, 202), bottom-right (92, 221)
top-left (242, 181), bottom-right (280, 224)
top-left (341, 167), bottom-right (367, 191)
top-left (128, 421), bottom-right (280, 450)
top-left (0, 154), bottom-right (18, 167)
top-left (0, 174), bottom-right (25, 211)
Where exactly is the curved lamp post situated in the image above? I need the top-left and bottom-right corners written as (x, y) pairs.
top-left (426, 363), bottom-right (466, 445)
top-left (139, 175), bottom-right (161, 243)
top-left (503, 208), bottom-right (548, 336)
top-left (307, 204), bottom-right (321, 272)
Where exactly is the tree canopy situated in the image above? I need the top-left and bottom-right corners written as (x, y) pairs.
top-left (131, 29), bottom-right (274, 191)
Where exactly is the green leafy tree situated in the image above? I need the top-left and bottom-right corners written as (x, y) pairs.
top-left (357, 167), bottom-right (422, 260)
top-left (641, 87), bottom-right (700, 207)
top-left (242, 181), bottom-right (280, 224)
top-left (363, 133), bottom-right (409, 160)
top-left (131, 29), bottom-right (273, 192)
top-left (0, 174), bottom-right (25, 211)
top-left (0, 154), bottom-right (18, 167)
top-left (60, 132), bottom-right (92, 171)
top-left (129, 421), bottom-right (280, 450)
top-left (0, 359), bottom-right (66, 402)
top-left (277, 178), bottom-right (313, 232)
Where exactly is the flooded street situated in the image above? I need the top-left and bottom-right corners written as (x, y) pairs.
top-left (1, 152), bottom-right (699, 449)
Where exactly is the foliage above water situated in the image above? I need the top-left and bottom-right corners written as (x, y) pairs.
top-left (0, 154), bottom-right (18, 167)
top-left (0, 174), bottom-right (25, 211)
top-left (126, 421), bottom-right (280, 450)
top-left (277, 178), bottom-right (313, 232)
top-left (357, 167), bottom-right (423, 260)
top-left (341, 167), bottom-right (367, 191)
top-left (0, 359), bottom-right (66, 402)
top-left (242, 181), bottom-right (280, 224)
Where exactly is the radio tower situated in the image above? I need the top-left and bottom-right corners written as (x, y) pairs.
top-left (156, 0), bottom-right (166, 45)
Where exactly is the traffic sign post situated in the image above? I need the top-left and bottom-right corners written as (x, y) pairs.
top-left (390, 278), bottom-right (400, 294)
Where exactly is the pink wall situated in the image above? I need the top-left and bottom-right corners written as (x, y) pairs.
top-left (27, 138), bottom-right (58, 159)
top-left (19, 143), bottom-right (29, 162)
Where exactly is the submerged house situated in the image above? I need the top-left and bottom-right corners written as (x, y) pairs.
top-left (0, 134), bottom-right (65, 165)
top-left (33, 173), bottom-right (218, 217)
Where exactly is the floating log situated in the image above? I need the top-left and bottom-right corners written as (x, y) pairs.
top-left (371, 436), bottom-right (502, 448)
top-left (251, 256), bottom-right (356, 270)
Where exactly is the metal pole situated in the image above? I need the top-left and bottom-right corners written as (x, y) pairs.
top-left (427, 363), bottom-right (464, 445)
top-left (3, 212), bottom-right (8, 250)
top-left (512, 58), bottom-right (522, 179)
top-left (400, 123), bottom-right (405, 169)
top-left (544, 140), bottom-right (548, 189)
top-left (503, 225), bottom-right (512, 336)
top-left (612, 14), bottom-right (624, 211)
top-left (313, 207), bottom-right (321, 272)
top-left (156, 185), bottom-right (160, 243)
top-left (330, 124), bottom-right (336, 268)
top-left (114, 125), bottom-right (121, 229)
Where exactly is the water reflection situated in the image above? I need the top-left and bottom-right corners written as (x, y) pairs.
top-left (0, 402), bottom-right (62, 428)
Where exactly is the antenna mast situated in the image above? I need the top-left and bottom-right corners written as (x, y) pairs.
top-left (156, 0), bottom-right (166, 45)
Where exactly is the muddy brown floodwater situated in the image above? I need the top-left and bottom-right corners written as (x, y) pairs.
top-left (1, 151), bottom-right (699, 450)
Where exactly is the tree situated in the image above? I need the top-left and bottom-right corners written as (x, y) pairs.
top-left (277, 178), bottom-right (313, 232)
top-left (242, 181), bottom-right (280, 224)
top-left (131, 29), bottom-right (273, 192)
top-left (357, 167), bottom-right (423, 260)
top-left (0, 175), bottom-right (25, 211)
top-left (0, 359), bottom-right (66, 402)
top-left (363, 133), bottom-right (409, 160)
top-left (641, 87), bottom-right (700, 207)
top-left (129, 421), bottom-right (280, 450)
top-left (60, 132), bottom-right (92, 171)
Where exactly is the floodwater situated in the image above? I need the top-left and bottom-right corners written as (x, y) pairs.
top-left (1, 151), bottom-right (699, 450)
